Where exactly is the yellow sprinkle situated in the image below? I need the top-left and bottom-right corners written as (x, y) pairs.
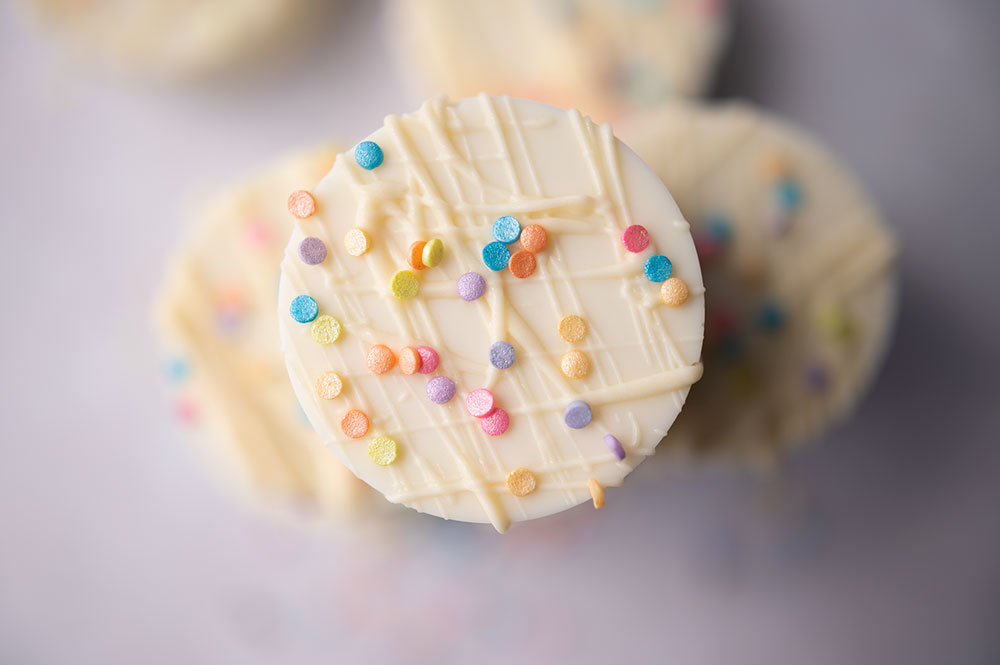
top-left (818, 304), bottom-right (853, 340)
top-left (421, 238), bottom-right (444, 268)
top-left (587, 478), bottom-right (604, 509)
top-left (344, 228), bottom-right (370, 256)
top-left (391, 270), bottom-right (420, 300)
top-left (310, 314), bottom-right (342, 345)
top-left (660, 277), bottom-right (690, 306)
top-left (560, 350), bottom-right (590, 378)
top-left (314, 372), bottom-right (343, 400)
top-left (506, 468), bottom-right (537, 497)
top-left (368, 435), bottom-right (398, 465)
top-left (558, 314), bottom-right (587, 343)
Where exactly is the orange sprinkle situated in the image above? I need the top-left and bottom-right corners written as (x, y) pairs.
top-left (398, 346), bottom-right (422, 375)
top-left (520, 224), bottom-right (548, 252)
top-left (588, 478), bottom-right (605, 509)
top-left (341, 409), bottom-right (369, 439)
top-left (366, 344), bottom-right (396, 374)
top-left (508, 250), bottom-right (537, 278)
top-left (407, 240), bottom-right (427, 270)
top-left (287, 190), bottom-right (316, 219)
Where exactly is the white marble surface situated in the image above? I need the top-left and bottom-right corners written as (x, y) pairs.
top-left (1, 1), bottom-right (999, 664)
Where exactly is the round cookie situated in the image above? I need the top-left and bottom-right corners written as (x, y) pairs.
top-left (387, 0), bottom-right (730, 125)
top-left (156, 146), bottom-right (377, 518)
top-left (620, 103), bottom-right (898, 463)
top-left (278, 95), bottom-right (705, 532)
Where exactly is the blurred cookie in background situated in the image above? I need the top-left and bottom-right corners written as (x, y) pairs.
top-left (620, 103), bottom-right (898, 464)
top-left (387, 0), bottom-right (730, 125)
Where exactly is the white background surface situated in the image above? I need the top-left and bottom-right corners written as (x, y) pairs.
top-left (2, 2), bottom-right (999, 664)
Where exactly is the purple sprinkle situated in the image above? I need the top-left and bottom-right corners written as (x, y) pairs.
top-left (298, 237), bottom-right (328, 265)
top-left (488, 341), bottom-right (515, 369)
top-left (804, 364), bottom-right (829, 392)
top-left (426, 376), bottom-right (456, 404)
top-left (457, 271), bottom-right (486, 301)
top-left (564, 400), bottom-right (592, 429)
top-left (603, 434), bottom-right (626, 461)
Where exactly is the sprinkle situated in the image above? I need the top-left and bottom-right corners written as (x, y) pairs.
top-left (705, 213), bottom-right (732, 244)
top-left (558, 314), bottom-right (587, 343)
top-left (805, 363), bottom-right (829, 392)
top-left (588, 478), bottom-right (605, 509)
top-left (756, 300), bottom-right (786, 332)
top-left (341, 409), bottom-right (369, 438)
top-left (368, 435), bottom-right (397, 465)
top-left (344, 228), bottom-right (371, 256)
top-left (465, 389), bottom-right (495, 418)
top-left (621, 224), bottom-right (650, 253)
top-left (407, 240), bottom-right (427, 270)
top-left (506, 468), bottom-right (537, 497)
top-left (367, 344), bottom-right (396, 374)
top-left (398, 346), bottom-right (422, 375)
top-left (560, 350), bottom-right (590, 378)
top-left (489, 341), bottom-right (516, 369)
top-left (603, 434), bottom-right (626, 460)
top-left (422, 238), bottom-right (444, 267)
top-left (492, 215), bottom-right (522, 243)
top-left (644, 255), bottom-right (673, 282)
top-left (818, 304), bottom-right (853, 339)
top-left (482, 241), bottom-right (511, 271)
top-left (761, 153), bottom-right (790, 179)
top-left (314, 372), bottom-right (343, 400)
top-left (426, 376), bottom-right (456, 404)
top-left (457, 272), bottom-right (486, 301)
top-left (243, 221), bottom-right (271, 249)
top-left (175, 397), bottom-right (198, 424)
top-left (310, 314), bottom-right (342, 344)
top-left (289, 295), bottom-right (318, 323)
top-left (391, 270), bottom-right (420, 300)
top-left (164, 357), bottom-right (189, 383)
top-left (660, 277), bottom-right (690, 306)
top-left (298, 237), bottom-right (327, 265)
top-left (287, 190), bottom-right (316, 219)
top-left (415, 346), bottom-right (439, 374)
top-left (520, 224), bottom-right (548, 252)
top-left (775, 178), bottom-right (804, 212)
top-left (693, 231), bottom-right (723, 263)
top-left (481, 408), bottom-right (510, 436)
top-left (355, 141), bottom-right (384, 170)
top-left (508, 250), bottom-right (537, 278)
top-left (564, 400), bottom-right (592, 429)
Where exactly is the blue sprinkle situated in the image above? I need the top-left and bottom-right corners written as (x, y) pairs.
top-left (644, 255), bottom-right (673, 282)
top-left (705, 212), bottom-right (732, 244)
top-left (289, 295), bottom-right (319, 323)
top-left (775, 178), bottom-right (804, 212)
top-left (564, 400), bottom-right (592, 429)
top-left (492, 215), bottom-right (522, 244)
top-left (163, 357), bottom-right (189, 383)
top-left (756, 300), bottom-right (786, 332)
top-left (482, 242), bottom-right (511, 271)
top-left (488, 341), bottom-right (516, 369)
top-left (354, 141), bottom-right (384, 170)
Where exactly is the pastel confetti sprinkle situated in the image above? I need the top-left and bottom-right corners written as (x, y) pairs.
top-left (465, 389), bottom-right (495, 418)
top-left (175, 397), bottom-right (198, 424)
top-left (314, 372), bottom-right (343, 400)
top-left (391, 270), bottom-right (420, 300)
top-left (163, 357), bottom-right (189, 383)
top-left (818, 304), bottom-right (853, 339)
top-left (480, 408), bottom-right (509, 436)
top-left (705, 213), bottom-right (733, 244)
top-left (603, 434), bottom-right (626, 460)
top-left (368, 435), bottom-right (397, 465)
top-left (489, 341), bottom-right (515, 369)
top-left (298, 237), bottom-right (327, 265)
top-left (367, 344), bottom-right (396, 374)
top-left (564, 400), bottom-right (592, 429)
top-left (287, 190), bottom-right (316, 219)
top-left (482, 241), bottom-right (511, 271)
top-left (644, 255), bottom-right (673, 282)
top-left (506, 468), bottom-right (537, 497)
top-left (408, 240), bottom-right (427, 270)
top-left (756, 301), bottom-right (786, 332)
top-left (760, 153), bottom-right (790, 179)
top-left (457, 272), bottom-right (486, 301)
top-left (588, 478), bottom-right (605, 509)
top-left (520, 224), bottom-right (548, 252)
top-left (558, 314), bottom-right (587, 343)
top-left (508, 250), bottom-right (537, 278)
top-left (621, 224), bottom-right (650, 253)
top-left (422, 238), bottom-right (444, 268)
top-left (341, 409), bottom-right (369, 438)
top-left (344, 228), bottom-right (371, 256)
top-left (805, 363), bottom-right (830, 392)
top-left (426, 376), bottom-right (456, 404)
top-left (775, 178), bottom-right (804, 212)
top-left (560, 350), bottom-right (590, 378)
top-left (660, 277), bottom-right (690, 306)
top-left (398, 346), bottom-right (422, 375)
top-left (310, 314), bottom-right (342, 345)
top-left (289, 295), bottom-right (318, 323)
top-left (355, 141), bottom-right (384, 170)
top-left (492, 215), bottom-right (522, 243)
top-left (416, 346), bottom-right (439, 374)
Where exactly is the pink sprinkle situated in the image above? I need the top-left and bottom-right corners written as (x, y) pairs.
top-left (621, 224), bottom-right (650, 253)
top-left (175, 397), bottom-right (198, 424)
top-left (243, 221), bottom-right (272, 249)
top-left (465, 389), bottom-right (495, 418)
top-left (416, 346), bottom-right (439, 374)
top-left (480, 408), bottom-right (509, 436)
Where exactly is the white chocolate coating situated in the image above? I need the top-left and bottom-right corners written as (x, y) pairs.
top-left (278, 95), bottom-right (704, 531)
top-left (620, 103), bottom-right (898, 463)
